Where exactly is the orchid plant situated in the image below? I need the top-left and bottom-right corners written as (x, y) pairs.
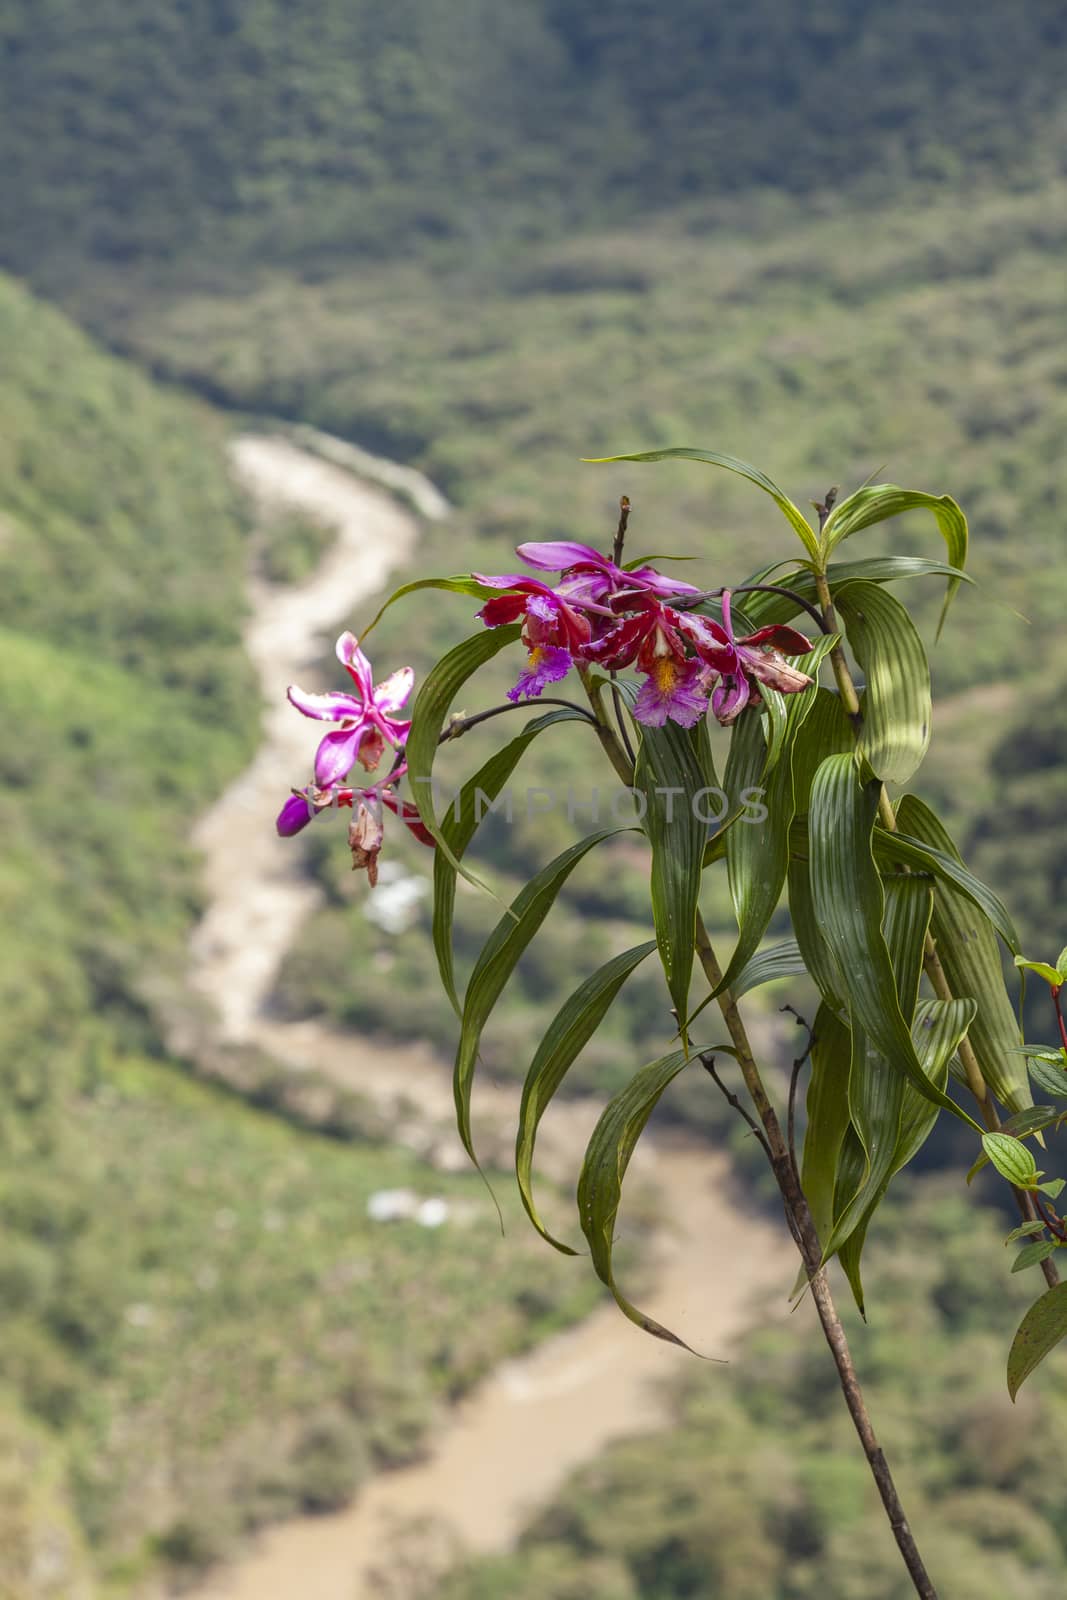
top-left (278, 447), bottom-right (1065, 1600)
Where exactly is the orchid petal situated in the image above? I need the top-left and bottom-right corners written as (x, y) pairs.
top-left (627, 565), bottom-right (702, 598)
top-left (515, 540), bottom-right (606, 571)
top-left (632, 660), bottom-right (709, 729)
top-left (477, 592), bottom-right (532, 627)
top-left (506, 644), bottom-right (573, 702)
top-left (314, 725), bottom-right (367, 786)
top-left (372, 665), bottom-right (415, 714)
top-left (739, 647), bottom-right (813, 694)
top-left (379, 790), bottom-right (437, 847)
top-left (712, 673), bottom-right (751, 726)
top-left (286, 684), bottom-right (365, 722)
top-left (581, 613), bottom-right (650, 669)
top-left (276, 792), bottom-right (317, 836)
top-left (743, 623), bottom-right (814, 654)
top-left (336, 631), bottom-right (374, 696)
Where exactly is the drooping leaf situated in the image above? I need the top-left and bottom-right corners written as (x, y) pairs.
top-left (360, 575), bottom-right (506, 640)
top-left (838, 996), bottom-right (975, 1310)
top-left (1015, 957), bottom-right (1064, 988)
top-left (1023, 1052), bottom-right (1067, 1100)
top-left (406, 623), bottom-right (522, 877)
top-left (454, 828), bottom-right (625, 1166)
top-left (715, 656), bottom-right (826, 1000)
top-left (587, 446), bottom-right (820, 562)
top-left (786, 689), bottom-right (856, 1012)
top-left (820, 484), bottom-right (969, 634)
top-left (966, 1110), bottom-right (1060, 1180)
top-left (894, 795), bottom-right (1032, 1113)
top-left (800, 1003), bottom-right (853, 1253)
top-left (835, 582), bottom-right (932, 784)
top-left (807, 755), bottom-right (979, 1127)
top-left (433, 707), bottom-right (586, 1012)
top-left (577, 1047), bottom-right (709, 1347)
top-left (1007, 1281), bottom-right (1067, 1399)
top-left (515, 941), bottom-right (658, 1253)
top-left (635, 720), bottom-right (711, 1034)
top-left (731, 938), bottom-right (808, 1001)
top-left (823, 877), bottom-right (932, 1270)
top-left (733, 556), bottom-right (972, 631)
top-left (873, 822), bottom-right (1022, 957)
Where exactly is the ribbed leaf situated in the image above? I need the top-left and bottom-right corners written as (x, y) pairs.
top-left (635, 720), bottom-right (710, 1033)
top-left (360, 575), bottom-right (505, 640)
top-left (434, 708), bottom-right (585, 1012)
top-left (801, 1004), bottom-right (853, 1252)
top-left (874, 822), bottom-right (1022, 957)
top-left (980, 1132), bottom-right (1038, 1188)
top-left (823, 877), bottom-right (931, 1265)
top-left (731, 938), bottom-right (807, 1000)
top-left (454, 829), bottom-right (624, 1165)
top-left (838, 995), bottom-right (976, 1310)
top-left (587, 446), bottom-right (820, 562)
top-left (734, 557), bottom-right (972, 631)
top-left (716, 656), bottom-right (827, 998)
top-left (515, 941), bottom-right (658, 1254)
top-left (1007, 1282), bottom-right (1067, 1399)
top-left (836, 582), bottom-right (932, 784)
top-left (577, 1047), bottom-right (706, 1347)
top-left (895, 795), bottom-right (1032, 1113)
top-left (808, 755), bottom-right (978, 1127)
top-left (786, 689), bottom-right (857, 1012)
top-left (821, 484), bottom-right (969, 634)
top-left (406, 624), bottom-right (522, 876)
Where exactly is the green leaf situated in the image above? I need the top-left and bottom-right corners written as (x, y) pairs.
top-left (359, 575), bottom-right (504, 640)
top-left (820, 484), bottom-right (969, 635)
top-left (731, 938), bottom-right (808, 1001)
top-left (873, 823), bottom-right (1022, 958)
top-left (800, 1004), bottom-right (853, 1254)
top-left (835, 994), bottom-right (976, 1305)
top-left (454, 829), bottom-right (625, 1167)
top-left (433, 708), bottom-right (584, 1012)
top-left (1006, 1221), bottom-right (1048, 1244)
top-left (1039, 1178), bottom-right (1066, 1199)
top-left (576, 1047), bottom-right (705, 1347)
top-left (786, 689), bottom-right (856, 1013)
top-left (586, 446), bottom-right (820, 563)
top-left (1007, 1281), bottom-right (1067, 1399)
top-left (894, 796), bottom-right (1032, 1113)
top-left (807, 755), bottom-right (979, 1127)
top-left (981, 1133), bottom-right (1038, 1188)
top-left (1013, 1240), bottom-right (1059, 1273)
top-left (835, 582), bottom-right (931, 784)
top-left (634, 720), bottom-right (711, 1033)
top-left (1058, 946), bottom-right (1067, 979)
top-left (515, 941), bottom-right (658, 1253)
top-left (715, 657), bottom-right (826, 1000)
top-left (1027, 1055), bottom-right (1067, 1100)
top-left (733, 556), bottom-right (972, 631)
top-left (823, 877), bottom-right (932, 1281)
top-left (406, 624), bottom-right (522, 878)
top-left (1015, 957), bottom-right (1064, 988)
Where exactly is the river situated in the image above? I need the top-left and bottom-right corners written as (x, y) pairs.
top-left (184, 431), bottom-right (794, 1600)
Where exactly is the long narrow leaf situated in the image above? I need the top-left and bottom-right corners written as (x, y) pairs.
top-left (735, 556), bottom-right (972, 630)
top-left (731, 939), bottom-right (808, 1000)
top-left (433, 708), bottom-right (585, 1012)
top-left (454, 829), bottom-right (625, 1165)
top-left (895, 795), bottom-right (1032, 1113)
top-left (516, 941), bottom-right (658, 1252)
top-left (406, 623), bottom-right (521, 876)
top-left (360, 575), bottom-right (505, 641)
top-left (821, 484), bottom-right (969, 635)
top-left (577, 1047), bottom-right (710, 1347)
top-left (800, 1004), bottom-right (853, 1252)
top-left (587, 446), bottom-right (820, 562)
top-left (836, 582), bottom-right (932, 784)
top-left (1007, 1282), bottom-right (1067, 1399)
top-left (635, 720), bottom-right (709, 1034)
top-left (808, 755), bottom-right (979, 1127)
top-left (873, 822), bottom-right (1022, 957)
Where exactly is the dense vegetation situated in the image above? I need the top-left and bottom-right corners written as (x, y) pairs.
top-left (2, 2), bottom-right (1066, 289)
top-left (0, 277), bottom-right (595, 1593)
top-left (442, 1184), bottom-right (1067, 1600)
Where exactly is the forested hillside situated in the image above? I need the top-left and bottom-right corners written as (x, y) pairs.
top-left (1, 1), bottom-right (1065, 286)
top-left (0, 278), bottom-right (593, 1593)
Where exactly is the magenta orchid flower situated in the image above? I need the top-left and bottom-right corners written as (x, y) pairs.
top-left (583, 597), bottom-right (712, 728)
top-left (684, 591), bottom-right (814, 725)
top-left (287, 632), bottom-right (413, 786)
top-left (475, 576), bottom-right (593, 703)
top-left (515, 540), bottom-right (702, 604)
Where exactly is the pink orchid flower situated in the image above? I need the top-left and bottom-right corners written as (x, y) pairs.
top-left (683, 591), bottom-right (813, 725)
top-left (287, 632), bottom-right (413, 786)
